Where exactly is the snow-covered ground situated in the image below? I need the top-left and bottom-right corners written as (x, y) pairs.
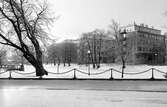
top-left (0, 64), bottom-right (167, 79)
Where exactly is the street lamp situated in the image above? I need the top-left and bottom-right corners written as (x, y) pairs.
top-left (120, 29), bottom-right (127, 46)
top-left (155, 53), bottom-right (158, 65)
top-left (41, 48), bottom-right (45, 64)
top-left (120, 29), bottom-right (127, 78)
top-left (20, 55), bottom-right (24, 71)
top-left (87, 50), bottom-right (91, 75)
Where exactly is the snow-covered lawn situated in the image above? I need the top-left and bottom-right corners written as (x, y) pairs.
top-left (0, 64), bottom-right (167, 79)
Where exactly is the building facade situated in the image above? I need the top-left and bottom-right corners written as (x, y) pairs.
top-left (125, 24), bottom-right (166, 65)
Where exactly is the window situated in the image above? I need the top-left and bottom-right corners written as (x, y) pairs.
top-left (145, 34), bottom-right (148, 38)
top-left (140, 34), bottom-right (144, 38)
top-left (138, 47), bottom-right (142, 51)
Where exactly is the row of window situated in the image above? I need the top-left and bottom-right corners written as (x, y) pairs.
top-left (137, 46), bottom-right (164, 53)
top-left (137, 47), bottom-right (154, 52)
top-left (137, 38), bottom-right (164, 45)
top-left (138, 47), bottom-right (147, 52)
top-left (138, 33), bottom-right (164, 41)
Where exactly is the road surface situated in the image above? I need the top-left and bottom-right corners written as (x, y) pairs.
top-left (0, 80), bottom-right (167, 107)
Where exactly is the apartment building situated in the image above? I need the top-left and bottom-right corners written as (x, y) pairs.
top-left (125, 24), bottom-right (166, 64)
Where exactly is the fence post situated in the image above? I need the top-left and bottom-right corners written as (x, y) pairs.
top-left (109, 69), bottom-right (113, 80)
top-left (39, 76), bottom-right (43, 79)
top-left (20, 64), bottom-right (24, 71)
top-left (150, 68), bottom-right (154, 80)
top-left (8, 70), bottom-right (12, 79)
top-left (57, 64), bottom-right (59, 73)
top-left (73, 68), bottom-right (76, 80)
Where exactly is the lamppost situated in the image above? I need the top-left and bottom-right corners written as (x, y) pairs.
top-left (120, 29), bottom-right (127, 78)
top-left (155, 53), bottom-right (158, 65)
top-left (57, 57), bottom-right (60, 73)
top-left (41, 48), bottom-right (45, 64)
top-left (87, 50), bottom-right (91, 75)
top-left (20, 54), bottom-right (24, 71)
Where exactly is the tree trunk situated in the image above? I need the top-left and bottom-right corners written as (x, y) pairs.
top-left (58, 57), bottom-right (60, 66)
top-left (68, 57), bottom-right (71, 66)
top-left (90, 53), bottom-right (95, 69)
top-left (121, 57), bottom-right (126, 78)
top-left (23, 52), bottom-right (48, 77)
top-left (0, 58), bottom-right (1, 65)
top-left (34, 63), bottom-right (48, 76)
top-left (93, 63), bottom-right (96, 68)
top-left (97, 36), bottom-right (102, 69)
top-left (63, 60), bottom-right (66, 66)
top-left (28, 59), bottom-right (48, 77)
top-left (54, 59), bottom-right (56, 66)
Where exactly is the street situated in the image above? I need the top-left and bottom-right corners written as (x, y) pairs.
top-left (1, 80), bottom-right (167, 107)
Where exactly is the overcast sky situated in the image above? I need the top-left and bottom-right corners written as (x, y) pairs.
top-left (48, 0), bottom-right (167, 40)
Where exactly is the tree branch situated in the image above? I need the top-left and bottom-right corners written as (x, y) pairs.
top-left (0, 33), bottom-right (22, 51)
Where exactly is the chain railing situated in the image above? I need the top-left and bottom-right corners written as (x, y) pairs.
top-left (123, 68), bottom-right (152, 75)
top-left (12, 71), bottom-right (36, 75)
top-left (153, 68), bottom-right (167, 74)
top-left (0, 70), bottom-right (8, 74)
top-left (47, 69), bottom-right (74, 75)
top-left (0, 67), bottom-right (167, 80)
top-left (88, 69), bottom-right (111, 75)
top-left (151, 68), bottom-right (167, 79)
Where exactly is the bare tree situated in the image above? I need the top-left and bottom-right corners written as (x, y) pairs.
top-left (47, 41), bottom-right (78, 66)
top-left (47, 43), bottom-right (59, 65)
top-left (79, 29), bottom-right (106, 68)
top-left (60, 40), bottom-right (77, 66)
top-left (0, 0), bottom-right (54, 77)
top-left (78, 36), bottom-right (88, 64)
top-left (108, 20), bottom-right (130, 78)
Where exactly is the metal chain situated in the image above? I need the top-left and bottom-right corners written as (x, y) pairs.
top-left (153, 68), bottom-right (167, 74)
top-left (0, 70), bottom-right (8, 74)
top-left (111, 68), bottom-right (122, 73)
top-left (89, 69), bottom-right (111, 75)
top-left (12, 71), bottom-right (36, 75)
top-left (75, 68), bottom-right (112, 75)
top-left (111, 68), bottom-right (152, 75)
top-left (123, 68), bottom-right (152, 75)
top-left (48, 69), bottom-right (74, 75)
top-left (75, 69), bottom-right (89, 75)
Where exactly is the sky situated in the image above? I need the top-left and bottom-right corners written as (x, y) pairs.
top-left (47, 0), bottom-right (167, 41)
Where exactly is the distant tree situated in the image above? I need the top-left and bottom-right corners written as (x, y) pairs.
top-left (60, 40), bottom-right (77, 66)
top-left (79, 29), bottom-right (106, 68)
top-left (47, 41), bottom-right (77, 66)
top-left (0, 48), bottom-right (7, 65)
top-left (78, 36), bottom-right (88, 64)
top-left (47, 44), bottom-right (59, 65)
top-left (47, 43), bottom-right (63, 65)
top-left (101, 38), bottom-right (117, 63)
top-left (0, 0), bottom-right (54, 77)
